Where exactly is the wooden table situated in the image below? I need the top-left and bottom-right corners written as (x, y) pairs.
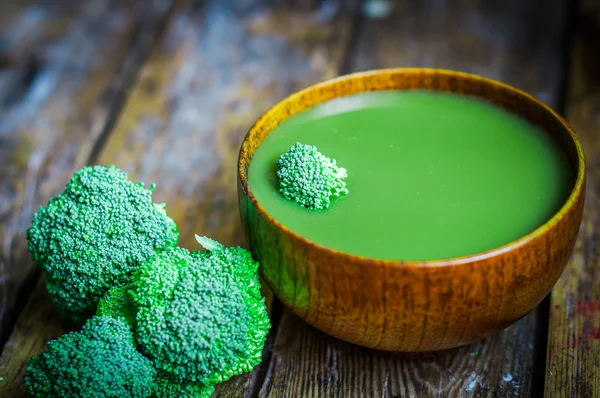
top-left (0, 1), bottom-right (598, 396)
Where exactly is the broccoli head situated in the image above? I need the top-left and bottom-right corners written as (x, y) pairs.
top-left (24, 315), bottom-right (155, 398)
top-left (98, 238), bottom-right (270, 396)
top-left (27, 165), bottom-right (179, 321)
top-left (276, 142), bottom-right (348, 210)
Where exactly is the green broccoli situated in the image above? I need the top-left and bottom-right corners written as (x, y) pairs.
top-left (96, 285), bottom-right (138, 328)
top-left (276, 142), bottom-right (348, 210)
top-left (151, 374), bottom-right (214, 398)
top-left (27, 165), bottom-right (179, 321)
top-left (24, 315), bottom-right (155, 398)
top-left (98, 237), bottom-right (270, 397)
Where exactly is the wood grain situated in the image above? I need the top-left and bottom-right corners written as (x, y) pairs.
top-left (546, 1), bottom-right (600, 396)
top-left (263, 311), bottom-right (536, 397)
top-left (0, 0), bottom-right (356, 396)
top-left (262, 0), bottom-right (570, 396)
top-left (0, 0), bottom-right (173, 347)
top-left (0, 0), bottom-right (580, 397)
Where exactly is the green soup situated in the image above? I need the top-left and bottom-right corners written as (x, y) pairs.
top-left (248, 90), bottom-right (573, 260)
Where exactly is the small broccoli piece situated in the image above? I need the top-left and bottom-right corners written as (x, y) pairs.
top-left (276, 142), bottom-right (348, 210)
top-left (99, 240), bottom-right (270, 396)
top-left (27, 165), bottom-right (179, 321)
top-left (24, 316), bottom-right (155, 398)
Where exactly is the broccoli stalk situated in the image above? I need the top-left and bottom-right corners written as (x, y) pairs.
top-left (96, 285), bottom-right (138, 328)
top-left (24, 316), bottom-right (155, 398)
top-left (98, 237), bottom-right (270, 397)
top-left (27, 165), bottom-right (179, 321)
top-left (276, 142), bottom-right (348, 210)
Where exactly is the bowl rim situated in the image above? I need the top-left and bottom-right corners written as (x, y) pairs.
top-left (238, 67), bottom-right (586, 268)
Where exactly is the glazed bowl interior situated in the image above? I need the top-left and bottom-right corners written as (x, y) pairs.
top-left (237, 68), bottom-right (585, 351)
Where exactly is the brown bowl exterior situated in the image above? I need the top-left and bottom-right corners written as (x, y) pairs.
top-left (238, 68), bottom-right (586, 352)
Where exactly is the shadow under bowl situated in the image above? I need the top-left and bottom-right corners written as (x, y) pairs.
top-left (237, 68), bottom-right (586, 352)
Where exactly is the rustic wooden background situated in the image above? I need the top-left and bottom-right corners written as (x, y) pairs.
top-left (0, 0), bottom-right (598, 397)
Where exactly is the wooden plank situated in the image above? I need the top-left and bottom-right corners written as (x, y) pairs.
top-left (546, 1), bottom-right (600, 397)
top-left (264, 311), bottom-right (535, 397)
top-left (0, 0), bottom-right (355, 396)
top-left (0, 0), bottom-right (173, 347)
top-left (263, 0), bottom-right (570, 396)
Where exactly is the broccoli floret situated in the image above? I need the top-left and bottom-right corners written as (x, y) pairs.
top-left (276, 142), bottom-right (348, 209)
top-left (99, 239), bottom-right (270, 396)
top-left (100, 287), bottom-right (216, 398)
top-left (24, 316), bottom-right (155, 398)
top-left (27, 165), bottom-right (179, 321)
top-left (194, 235), bottom-right (270, 379)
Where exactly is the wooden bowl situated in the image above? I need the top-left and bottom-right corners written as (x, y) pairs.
top-left (237, 68), bottom-right (585, 352)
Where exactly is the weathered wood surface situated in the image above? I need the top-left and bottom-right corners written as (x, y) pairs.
top-left (0, 0), bottom-right (356, 396)
top-left (264, 312), bottom-right (541, 397)
top-left (0, 0), bottom-right (583, 396)
top-left (262, 0), bottom-right (569, 396)
top-left (0, 0), bottom-right (174, 349)
top-left (546, 1), bottom-right (600, 397)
